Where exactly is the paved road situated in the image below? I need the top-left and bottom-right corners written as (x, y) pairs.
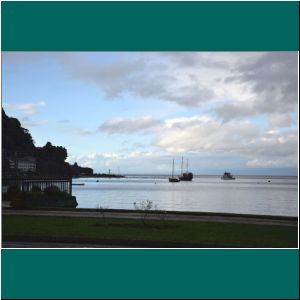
top-left (3, 209), bottom-right (298, 227)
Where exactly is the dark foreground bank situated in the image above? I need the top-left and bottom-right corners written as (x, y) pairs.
top-left (2, 213), bottom-right (298, 248)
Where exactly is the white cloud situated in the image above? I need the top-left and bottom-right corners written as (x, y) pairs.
top-left (99, 116), bottom-right (162, 134)
top-left (3, 101), bottom-right (46, 115)
top-left (218, 52), bottom-right (298, 121)
top-left (20, 116), bottom-right (47, 127)
top-left (57, 52), bottom-right (235, 107)
top-left (269, 113), bottom-right (292, 128)
top-left (152, 115), bottom-right (298, 167)
top-left (95, 113), bottom-right (298, 169)
top-left (67, 150), bottom-right (167, 173)
top-left (56, 52), bottom-right (298, 128)
top-left (154, 117), bottom-right (258, 153)
top-left (246, 158), bottom-right (296, 168)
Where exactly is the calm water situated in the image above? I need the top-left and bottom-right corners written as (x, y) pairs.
top-left (72, 176), bottom-right (298, 217)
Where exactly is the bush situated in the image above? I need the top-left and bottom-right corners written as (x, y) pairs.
top-left (44, 185), bottom-right (68, 196)
top-left (44, 186), bottom-right (61, 195)
top-left (31, 185), bottom-right (42, 193)
top-left (133, 200), bottom-right (154, 225)
top-left (10, 194), bottom-right (26, 209)
top-left (7, 185), bottom-right (21, 195)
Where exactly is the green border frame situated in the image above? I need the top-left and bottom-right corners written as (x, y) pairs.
top-left (2, 250), bottom-right (299, 299)
top-left (1, 1), bottom-right (299, 299)
top-left (1, 1), bottom-right (299, 51)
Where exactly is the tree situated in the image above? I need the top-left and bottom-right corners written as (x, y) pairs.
top-left (35, 142), bottom-right (70, 177)
top-left (71, 162), bottom-right (93, 177)
top-left (133, 200), bottom-right (154, 226)
top-left (2, 108), bottom-right (35, 155)
top-left (96, 204), bottom-right (108, 227)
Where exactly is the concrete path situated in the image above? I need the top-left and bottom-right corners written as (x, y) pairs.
top-left (3, 209), bottom-right (298, 227)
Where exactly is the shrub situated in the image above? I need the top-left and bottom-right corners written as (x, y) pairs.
top-left (10, 194), bottom-right (26, 209)
top-left (31, 185), bottom-right (42, 193)
top-left (44, 186), bottom-right (62, 195)
top-left (133, 200), bottom-right (153, 225)
top-left (44, 185), bottom-right (68, 197)
top-left (7, 185), bottom-right (21, 195)
top-left (96, 204), bottom-right (108, 227)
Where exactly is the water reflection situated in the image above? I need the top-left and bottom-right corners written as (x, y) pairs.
top-left (72, 176), bottom-right (298, 216)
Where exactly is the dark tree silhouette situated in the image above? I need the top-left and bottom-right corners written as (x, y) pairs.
top-left (2, 108), bottom-right (35, 155)
top-left (2, 108), bottom-right (96, 179)
top-left (2, 108), bottom-right (71, 178)
top-left (71, 162), bottom-right (93, 177)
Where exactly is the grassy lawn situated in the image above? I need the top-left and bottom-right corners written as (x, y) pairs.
top-left (2, 215), bottom-right (298, 247)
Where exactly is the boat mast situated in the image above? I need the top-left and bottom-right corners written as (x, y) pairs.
top-left (186, 159), bottom-right (189, 172)
top-left (172, 159), bottom-right (175, 178)
top-left (181, 156), bottom-right (183, 175)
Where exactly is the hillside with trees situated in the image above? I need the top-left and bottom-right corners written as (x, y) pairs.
top-left (71, 162), bottom-right (93, 177)
top-left (2, 108), bottom-right (35, 156)
top-left (2, 109), bottom-right (82, 178)
top-left (35, 142), bottom-right (72, 178)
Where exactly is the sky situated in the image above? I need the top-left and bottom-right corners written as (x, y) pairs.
top-left (2, 52), bottom-right (298, 175)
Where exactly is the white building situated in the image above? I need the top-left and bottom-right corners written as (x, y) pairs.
top-left (9, 157), bottom-right (36, 172)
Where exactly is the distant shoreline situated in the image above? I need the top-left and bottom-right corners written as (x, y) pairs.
top-left (74, 174), bottom-right (297, 179)
top-left (73, 174), bottom-right (125, 179)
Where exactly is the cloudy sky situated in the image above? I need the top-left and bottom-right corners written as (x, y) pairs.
top-left (2, 52), bottom-right (298, 175)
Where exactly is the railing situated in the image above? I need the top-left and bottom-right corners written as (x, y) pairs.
top-left (2, 178), bottom-right (72, 195)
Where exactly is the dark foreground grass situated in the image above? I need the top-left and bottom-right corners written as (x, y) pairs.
top-left (2, 215), bottom-right (298, 247)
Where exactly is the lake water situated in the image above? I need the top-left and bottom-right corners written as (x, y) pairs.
top-left (72, 176), bottom-right (298, 217)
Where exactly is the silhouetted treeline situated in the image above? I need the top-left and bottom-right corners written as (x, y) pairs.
top-left (2, 108), bottom-right (35, 155)
top-left (2, 108), bottom-right (98, 178)
top-left (35, 142), bottom-right (72, 177)
top-left (71, 162), bottom-right (93, 177)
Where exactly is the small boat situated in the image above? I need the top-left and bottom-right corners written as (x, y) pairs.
top-left (179, 157), bottom-right (193, 181)
top-left (169, 177), bottom-right (180, 183)
top-left (169, 159), bottom-right (180, 182)
top-left (221, 172), bottom-right (235, 180)
top-left (72, 183), bottom-right (85, 186)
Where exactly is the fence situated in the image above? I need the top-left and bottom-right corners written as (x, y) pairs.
top-left (2, 178), bottom-right (72, 195)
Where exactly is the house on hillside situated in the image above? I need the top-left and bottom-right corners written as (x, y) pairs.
top-left (9, 157), bottom-right (36, 173)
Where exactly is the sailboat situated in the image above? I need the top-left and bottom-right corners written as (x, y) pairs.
top-left (179, 157), bottom-right (193, 181)
top-left (169, 159), bottom-right (180, 182)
